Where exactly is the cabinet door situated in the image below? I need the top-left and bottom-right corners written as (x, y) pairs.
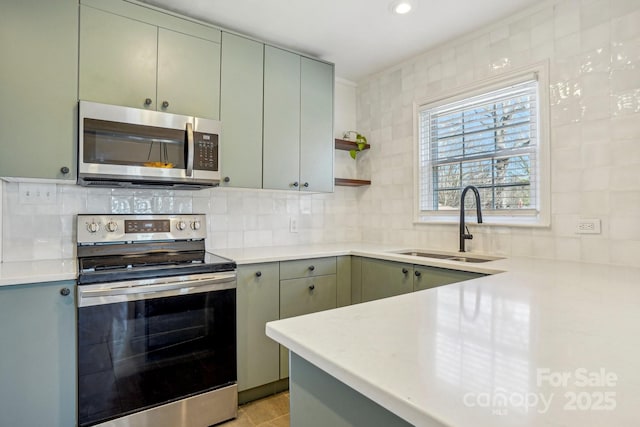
top-left (0, 0), bottom-right (77, 180)
top-left (263, 46), bottom-right (301, 191)
top-left (414, 265), bottom-right (485, 291)
top-left (236, 263), bottom-right (280, 392)
top-left (280, 274), bottom-right (337, 378)
top-left (0, 281), bottom-right (76, 427)
top-left (157, 28), bottom-right (221, 119)
top-left (79, 5), bottom-right (158, 110)
top-left (219, 33), bottom-right (264, 188)
top-left (300, 58), bottom-right (334, 193)
top-left (361, 258), bottom-right (413, 302)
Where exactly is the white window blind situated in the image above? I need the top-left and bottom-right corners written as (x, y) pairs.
top-left (418, 79), bottom-right (539, 215)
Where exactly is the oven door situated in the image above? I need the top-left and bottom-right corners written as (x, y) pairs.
top-left (78, 101), bottom-right (220, 187)
top-left (77, 272), bottom-right (236, 427)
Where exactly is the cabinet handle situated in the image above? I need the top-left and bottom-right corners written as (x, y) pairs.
top-left (402, 268), bottom-right (408, 274)
top-left (414, 271), bottom-right (422, 277)
top-left (308, 265), bottom-right (315, 271)
top-left (292, 181), bottom-right (299, 188)
top-left (60, 166), bottom-right (70, 174)
top-left (144, 98), bottom-right (152, 106)
top-left (162, 101), bottom-right (169, 109)
top-left (60, 287), bottom-right (71, 296)
top-left (255, 271), bottom-right (262, 277)
top-left (224, 176), bottom-right (230, 183)
top-left (308, 284), bottom-right (315, 291)
top-left (303, 182), bottom-right (309, 188)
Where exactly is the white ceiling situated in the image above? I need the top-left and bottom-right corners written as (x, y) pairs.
top-left (142, 0), bottom-right (540, 82)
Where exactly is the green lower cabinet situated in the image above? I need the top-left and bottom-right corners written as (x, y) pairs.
top-left (280, 274), bottom-right (337, 378)
top-left (0, 281), bottom-right (76, 427)
top-left (236, 263), bottom-right (280, 392)
top-left (361, 258), bottom-right (413, 302)
top-left (413, 265), bottom-right (486, 291)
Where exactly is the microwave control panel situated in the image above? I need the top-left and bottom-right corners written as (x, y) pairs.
top-left (194, 132), bottom-right (218, 171)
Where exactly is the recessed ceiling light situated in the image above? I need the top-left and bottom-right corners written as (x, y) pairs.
top-left (391, 1), bottom-right (412, 14)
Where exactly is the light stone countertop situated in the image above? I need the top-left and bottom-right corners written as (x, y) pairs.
top-left (267, 257), bottom-right (640, 427)
top-left (0, 258), bottom-right (77, 287)
top-left (0, 242), bottom-right (503, 287)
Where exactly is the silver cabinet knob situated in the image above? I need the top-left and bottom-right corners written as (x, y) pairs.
top-left (162, 101), bottom-right (169, 109)
top-left (303, 182), bottom-right (309, 188)
top-left (224, 177), bottom-right (230, 183)
top-left (255, 271), bottom-right (262, 277)
top-left (292, 181), bottom-right (299, 188)
top-left (144, 98), bottom-right (152, 106)
top-left (60, 166), bottom-right (70, 174)
top-left (60, 287), bottom-right (70, 296)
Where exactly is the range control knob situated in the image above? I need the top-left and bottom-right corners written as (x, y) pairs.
top-left (105, 221), bottom-right (118, 232)
top-left (190, 220), bottom-right (201, 231)
top-left (86, 222), bottom-right (99, 233)
top-left (176, 220), bottom-right (187, 231)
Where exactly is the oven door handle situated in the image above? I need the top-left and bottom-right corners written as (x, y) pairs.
top-left (78, 272), bottom-right (236, 305)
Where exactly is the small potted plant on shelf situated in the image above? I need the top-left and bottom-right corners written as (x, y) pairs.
top-left (343, 131), bottom-right (368, 159)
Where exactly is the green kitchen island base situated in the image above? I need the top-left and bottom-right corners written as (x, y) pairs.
top-left (289, 352), bottom-right (414, 427)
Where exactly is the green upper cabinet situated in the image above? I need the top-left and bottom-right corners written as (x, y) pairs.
top-left (263, 46), bottom-right (301, 190)
top-left (300, 58), bottom-right (334, 193)
top-left (79, 5), bottom-right (157, 110)
top-left (0, 0), bottom-right (77, 180)
top-left (79, 0), bottom-right (221, 119)
top-left (0, 281), bottom-right (76, 427)
top-left (263, 49), bottom-right (334, 192)
top-left (220, 32), bottom-right (264, 188)
top-left (157, 28), bottom-right (221, 119)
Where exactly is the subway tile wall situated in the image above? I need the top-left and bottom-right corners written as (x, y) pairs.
top-left (1, 183), bottom-right (361, 262)
top-left (356, 0), bottom-right (640, 267)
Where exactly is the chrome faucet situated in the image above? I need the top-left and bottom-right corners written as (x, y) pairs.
top-left (459, 185), bottom-right (483, 252)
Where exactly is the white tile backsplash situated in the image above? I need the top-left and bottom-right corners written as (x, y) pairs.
top-left (355, 0), bottom-right (640, 267)
top-left (1, 181), bottom-right (361, 262)
top-left (1, 0), bottom-right (637, 269)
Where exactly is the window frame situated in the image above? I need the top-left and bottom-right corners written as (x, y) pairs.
top-left (413, 61), bottom-right (551, 227)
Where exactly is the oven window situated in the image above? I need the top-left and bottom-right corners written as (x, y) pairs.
top-left (83, 118), bottom-right (187, 169)
top-left (77, 289), bottom-right (236, 427)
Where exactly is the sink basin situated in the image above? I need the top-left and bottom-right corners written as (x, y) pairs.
top-left (396, 251), bottom-right (500, 263)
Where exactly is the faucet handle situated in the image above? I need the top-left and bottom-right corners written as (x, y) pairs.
top-left (463, 226), bottom-right (473, 240)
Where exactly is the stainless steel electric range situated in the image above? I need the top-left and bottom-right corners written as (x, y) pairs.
top-left (76, 214), bottom-right (237, 427)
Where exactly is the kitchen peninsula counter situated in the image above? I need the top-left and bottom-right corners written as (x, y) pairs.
top-left (266, 257), bottom-right (640, 427)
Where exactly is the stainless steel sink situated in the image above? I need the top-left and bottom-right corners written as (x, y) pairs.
top-left (396, 251), bottom-right (500, 263)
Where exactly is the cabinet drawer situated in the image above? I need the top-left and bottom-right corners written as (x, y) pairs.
top-left (280, 275), bottom-right (337, 319)
top-left (280, 257), bottom-right (336, 280)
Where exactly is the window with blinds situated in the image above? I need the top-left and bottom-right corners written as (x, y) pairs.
top-left (418, 78), bottom-right (540, 217)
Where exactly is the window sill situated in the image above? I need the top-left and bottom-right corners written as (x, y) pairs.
top-left (415, 214), bottom-right (550, 228)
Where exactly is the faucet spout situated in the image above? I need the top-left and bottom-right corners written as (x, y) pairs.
top-left (459, 185), bottom-right (483, 252)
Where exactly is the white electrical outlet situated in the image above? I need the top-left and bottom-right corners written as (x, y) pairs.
top-left (576, 218), bottom-right (601, 234)
top-left (18, 183), bottom-right (57, 205)
top-left (289, 217), bottom-right (298, 233)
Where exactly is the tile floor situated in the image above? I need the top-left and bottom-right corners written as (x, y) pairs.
top-left (220, 391), bottom-right (290, 427)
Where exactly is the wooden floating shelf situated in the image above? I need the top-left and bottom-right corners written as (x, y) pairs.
top-left (335, 138), bottom-right (370, 151)
top-left (335, 178), bottom-right (371, 187)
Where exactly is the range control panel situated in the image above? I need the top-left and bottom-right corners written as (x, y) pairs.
top-left (77, 214), bottom-right (206, 244)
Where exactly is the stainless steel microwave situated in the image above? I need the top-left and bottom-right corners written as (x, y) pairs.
top-left (78, 101), bottom-right (221, 189)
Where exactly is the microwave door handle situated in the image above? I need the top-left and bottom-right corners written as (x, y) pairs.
top-left (186, 122), bottom-right (194, 177)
